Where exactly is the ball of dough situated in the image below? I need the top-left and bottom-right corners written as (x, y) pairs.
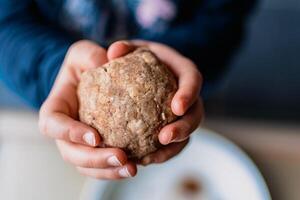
top-left (78, 48), bottom-right (178, 159)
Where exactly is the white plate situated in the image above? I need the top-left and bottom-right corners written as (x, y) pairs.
top-left (80, 128), bottom-right (271, 200)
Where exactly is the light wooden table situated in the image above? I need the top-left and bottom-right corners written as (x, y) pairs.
top-left (0, 111), bottom-right (85, 200)
top-left (1, 111), bottom-right (299, 200)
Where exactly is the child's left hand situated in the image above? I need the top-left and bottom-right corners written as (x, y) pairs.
top-left (107, 40), bottom-right (204, 165)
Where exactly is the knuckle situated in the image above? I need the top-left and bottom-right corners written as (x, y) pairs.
top-left (67, 123), bottom-right (78, 141)
top-left (67, 41), bottom-right (84, 59)
top-left (85, 157), bottom-right (99, 168)
top-left (67, 40), bottom-right (103, 64)
top-left (69, 40), bottom-right (91, 53)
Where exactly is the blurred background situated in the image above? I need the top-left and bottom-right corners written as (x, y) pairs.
top-left (0, 0), bottom-right (299, 199)
top-left (206, 0), bottom-right (300, 121)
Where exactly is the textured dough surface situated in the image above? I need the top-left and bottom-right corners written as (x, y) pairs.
top-left (78, 48), bottom-right (178, 159)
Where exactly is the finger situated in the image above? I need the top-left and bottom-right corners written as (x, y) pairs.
top-left (39, 41), bottom-right (109, 144)
top-left (66, 40), bottom-right (108, 70)
top-left (107, 40), bottom-right (136, 61)
top-left (39, 109), bottom-right (101, 146)
top-left (56, 40), bottom-right (108, 87)
top-left (159, 98), bottom-right (204, 145)
top-left (131, 40), bottom-right (203, 116)
top-left (171, 69), bottom-right (202, 116)
top-left (46, 41), bottom-right (109, 115)
top-left (56, 140), bottom-right (128, 168)
top-left (141, 139), bottom-right (189, 166)
top-left (76, 162), bottom-right (137, 180)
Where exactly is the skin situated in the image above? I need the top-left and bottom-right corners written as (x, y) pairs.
top-left (39, 40), bottom-right (204, 180)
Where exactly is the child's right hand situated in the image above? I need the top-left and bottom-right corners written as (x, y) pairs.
top-left (39, 40), bottom-right (137, 180)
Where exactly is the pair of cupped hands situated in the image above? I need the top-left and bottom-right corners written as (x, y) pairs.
top-left (39, 40), bottom-right (204, 180)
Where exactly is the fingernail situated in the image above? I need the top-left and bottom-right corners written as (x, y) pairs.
top-left (166, 131), bottom-right (174, 144)
top-left (83, 132), bottom-right (96, 146)
top-left (141, 156), bottom-right (152, 166)
top-left (119, 167), bottom-right (132, 178)
top-left (122, 41), bottom-right (130, 46)
top-left (107, 156), bottom-right (122, 167)
top-left (173, 100), bottom-right (184, 116)
top-left (171, 123), bottom-right (190, 143)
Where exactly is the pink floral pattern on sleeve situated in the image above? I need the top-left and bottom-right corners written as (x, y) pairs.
top-left (136, 0), bottom-right (176, 29)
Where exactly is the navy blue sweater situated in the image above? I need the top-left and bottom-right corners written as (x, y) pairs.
top-left (0, 0), bottom-right (256, 108)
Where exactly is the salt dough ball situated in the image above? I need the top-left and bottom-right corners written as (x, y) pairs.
top-left (78, 48), bottom-right (178, 159)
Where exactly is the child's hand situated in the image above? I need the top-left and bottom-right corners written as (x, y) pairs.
top-left (39, 40), bottom-right (137, 180)
top-left (39, 39), bottom-right (203, 180)
top-left (106, 40), bottom-right (204, 165)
